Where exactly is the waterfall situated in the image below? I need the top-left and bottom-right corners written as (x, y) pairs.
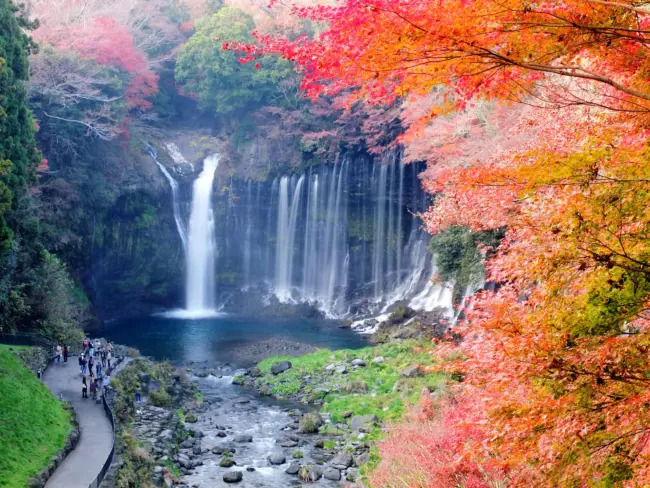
top-left (274, 175), bottom-right (305, 301)
top-left (184, 154), bottom-right (220, 315)
top-left (149, 147), bottom-right (187, 252)
top-left (152, 145), bottom-right (458, 319)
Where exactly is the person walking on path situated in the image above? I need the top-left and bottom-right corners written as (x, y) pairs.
top-left (93, 378), bottom-right (100, 401)
top-left (80, 354), bottom-right (87, 375)
top-left (63, 344), bottom-right (68, 363)
top-left (55, 344), bottom-right (62, 363)
top-left (89, 342), bottom-right (94, 358)
top-left (96, 361), bottom-right (102, 378)
top-left (102, 375), bottom-right (110, 398)
top-left (82, 376), bottom-right (88, 399)
top-left (100, 348), bottom-right (107, 368)
top-left (106, 350), bottom-right (112, 369)
top-left (88, 355), bottom-right (94, 375)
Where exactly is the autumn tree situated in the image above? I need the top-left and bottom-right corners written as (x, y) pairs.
top-left (245, 1), bottom-right (650, 486)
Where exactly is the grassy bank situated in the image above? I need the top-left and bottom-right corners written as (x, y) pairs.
top-left (0, 346), bottom-right (73, 488)
top-left (253, 341), bottom-right (447, 430)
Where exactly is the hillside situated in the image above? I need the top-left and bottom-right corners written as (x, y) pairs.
top-left (0, 346), bottom-right (72, 488)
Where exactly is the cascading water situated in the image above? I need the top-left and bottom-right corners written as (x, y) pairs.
top-left (149, 146), bottom-right (188, 252)
top-left (153, 144), bottom-right (458, 319)
top-left (184, 154), bottom-right (220, 315)
top-left (216, 152), bottom-right (453, 318)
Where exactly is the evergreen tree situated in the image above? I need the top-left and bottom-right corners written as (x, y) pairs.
top-left (0, 0), bottom-right (40, 248)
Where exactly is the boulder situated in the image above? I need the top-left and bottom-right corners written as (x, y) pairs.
top-left (351, 359), bottom-right (366, 367)
top-left (371, 356), bottom-right (384, 364)
top-left (234, 434), bottom-right (253, 443)
top-left (285, 463), bottom-right (301, 475)
top-left (400, 365), bottom-right (423, 378)
top-left (346, 468), bottom-right (360, 482)
top-left (350, 414), bottom-right (378, 431)
top-left (271, 361), bottom-right (292, 375)
top-left (223, 471), bottom-right (243, 483)
top-left (268, 451), bottom-right (286, 465)
top-left (324, 467), bottom-right (341, 481)
top-left (335, 365), bottom-right (347, 374)
top-left (220, 458), bottom-right (236, 468)
top-left (331, 451), bottom-right (353, 469)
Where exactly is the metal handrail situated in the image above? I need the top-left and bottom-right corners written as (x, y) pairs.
top-left (87, 358), bottom-right (121, 488)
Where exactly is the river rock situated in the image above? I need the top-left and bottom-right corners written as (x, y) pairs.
top-left (346, 468), bottom-right (360, 481)
top-left (351, 359), bottom-right (366, 367)
top-left (335, 365), bottom-right (347, 374)
top-left (234, 434), bottom-right (253, 443)
top-left (268, 451), bottom-right (286, 465)
top-left (223, 471), bottom-right (243, 483)
top-left (372, 356), bottom-right (384, 364)
top-left (285, 463), bottom-right (301, 475)
top-left (271, 361), bottom-right (292, 375)
top-left (324, 467), bottom-right (341, 481)
top-left (400, 365), bottom-right (422, 378)
top-left (350, 414), bottom-right (378, 431)
top-left (331, 451), bottom-right (353, 469)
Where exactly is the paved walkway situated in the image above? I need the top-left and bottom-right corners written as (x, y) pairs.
top-left (43, 358), bottom-right (118, 488)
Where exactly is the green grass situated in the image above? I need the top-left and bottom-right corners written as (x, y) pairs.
top-left (0, 347), bottom-right (72, 487)
top-left (256, 340), bottom-right (447, 425)
top-left (0, 345), bottom-right (31, 353)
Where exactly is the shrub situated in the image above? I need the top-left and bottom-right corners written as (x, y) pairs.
top-left (299, 412), bottom-right (323, 433)
top-left (368, 394), bottom-right (509, 488)
top-left (149, 389), bottom-right (171, 407)
top-left (292, 450), bottom-right (304, 459)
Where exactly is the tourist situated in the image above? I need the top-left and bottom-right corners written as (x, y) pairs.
top-left (89, 342), bottom-right (94, 358)
top-left (102, 375), bottom-right (110, 397)
top-left (82, 338), bottom-right (88, 353)
top-left (96, 362), bottom-right (102, 378)
top-left (93, 378), bottom-right (100, 401)
top-left (88, 355), bottom-right (94, 374)
top-left (78, 354), bottom-right (84, 374)
top-left (82, 376), bottom-right (88, 399)
top-left (100, 348), bottom-right (107, 368)
top-left (55, 344), bottom-right (62, 363)
top-left (63, 344), bottom-right (69, 363)
top-left (106, 350), bottom-right (112, 369)
top-left (80, 354), bottom-right (87, 375)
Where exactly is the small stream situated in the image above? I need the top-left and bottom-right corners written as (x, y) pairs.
top-left (181, 372), bottom-right (343, 487)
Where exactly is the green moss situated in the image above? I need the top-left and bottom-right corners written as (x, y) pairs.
top-left (292, 450), bottom-right (304, 459)
top-left (0, 347), bottom-right (72, 488)
top-left (255, 340), bottom-right (447, 430)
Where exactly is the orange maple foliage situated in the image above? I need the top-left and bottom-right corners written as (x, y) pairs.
top-left (243, 1), bottom-right (650, 486)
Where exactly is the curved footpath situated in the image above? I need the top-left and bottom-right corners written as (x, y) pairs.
top-left (43, 357), bottom-right (123, 488)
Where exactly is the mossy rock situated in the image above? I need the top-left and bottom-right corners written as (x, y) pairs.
top-left (185, 413), bottom-right (198, 423)
top-left (220, 458), bottom-right (235, 468)
top-left (319, 424), bottom-right (345, 436)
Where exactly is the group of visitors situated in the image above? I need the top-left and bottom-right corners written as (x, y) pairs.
top-left (54, 344), bottom-right (69, 363)
top-left (79, 339), bottom-right (113, 401)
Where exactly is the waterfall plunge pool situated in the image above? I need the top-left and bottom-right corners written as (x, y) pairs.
top-left (103, 314), bottom-right (369, 364)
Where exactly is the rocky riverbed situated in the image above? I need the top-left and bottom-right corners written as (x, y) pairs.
top-left (126, 366), bottom-right (368, 487)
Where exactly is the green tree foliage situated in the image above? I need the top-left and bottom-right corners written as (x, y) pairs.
top-left (175, 7), bottom-right (293, 116)
top-left (0, 0), bottom-right (41, 248)
top-left (0, 1), bottom-right (86, 342)
top-left (29, 251), bottom-right (88, 344)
